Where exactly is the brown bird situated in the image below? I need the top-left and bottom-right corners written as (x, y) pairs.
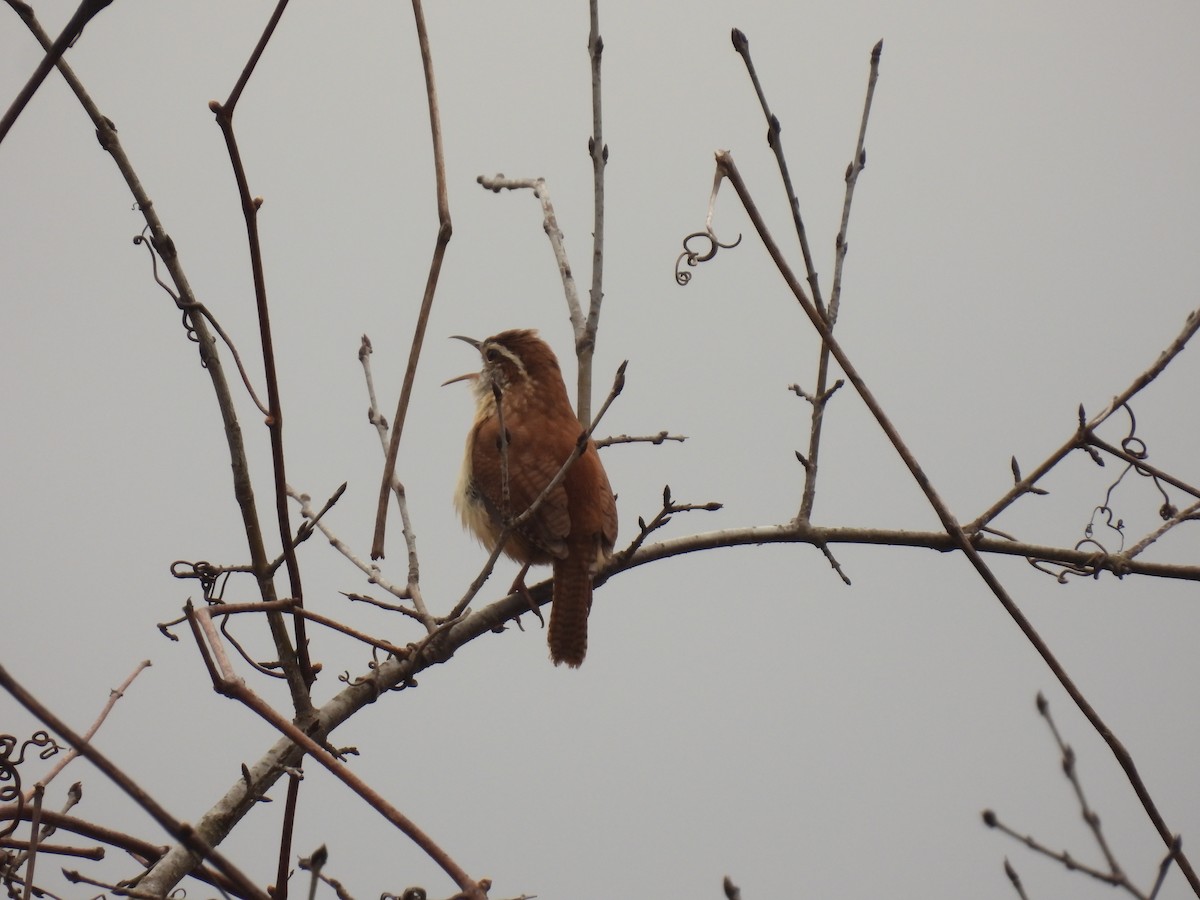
top-left (446, 329), bottom-right (617, 667)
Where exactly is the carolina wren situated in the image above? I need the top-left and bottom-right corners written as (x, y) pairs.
top-left (446, 329), bottom-right (617, 667)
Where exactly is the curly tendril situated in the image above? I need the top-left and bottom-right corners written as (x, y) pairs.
top-left (674, 228), bottom-right (742, 285)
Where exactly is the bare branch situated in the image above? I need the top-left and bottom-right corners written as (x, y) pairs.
top-left (476, 174), bottom-right (584, 333)
top-left (729, 27), bottom-right (824, 310)
top-left (360, 336), bottom-right (424, 605)
top-left (829, 39), bottom-right (883, 322)
top-left (578, 0), bottom-right (608, 425)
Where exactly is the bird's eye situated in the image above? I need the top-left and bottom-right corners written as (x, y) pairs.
top-left (484, 348), bottom-right (500, 362)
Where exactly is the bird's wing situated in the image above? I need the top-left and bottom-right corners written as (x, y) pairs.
top-left (471, 412), bottom-right (572, 559)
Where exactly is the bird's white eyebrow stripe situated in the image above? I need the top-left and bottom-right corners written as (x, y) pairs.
top-left (484, 341), bottom-right (527, 378)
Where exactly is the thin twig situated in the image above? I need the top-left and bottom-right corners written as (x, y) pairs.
top-left (0, 807), bottom-right (187, 871)
top-left (476, 175), bottom-right (584, 332)
top-left (204, 598), bottom-right (412, 658)
top-left (1150, 837), bottom-right (1183, 900)
top-left (829, 39), bottom-right (882, 322)
top-left (371, 0), bottom-right (453, 561)
top-left (611, 485), bottom-right (722, 565)
top-left (986, 815), bottom-right (1134, 892)
top-left (22, 784), bottom-right (43, 900)
top-left (1087, 434), bottom-right (1200, 501)
top-left (1038, 693), bottom-right (1123, 879)
top-left (22, 660), bottom-right (151, 801)
top-left (729, 28), bottom-right (824, 311)
top-left (613, 524), bottom-right (1198, 581)
top-left (1123, 498), bottom-right (1200, 561)
top-left (360, 336), bottom-right (424, 608)
top-left (594, 431), bottom-right (687, 448)
top-left (0, 837), bottom-right (102, 860)
top-left (272, 771), bottom-right (302, 900)
top-left (578, 0), bottom-right (607, 424)
top-left (1003, 859), bottom-right (1030, 900)
top-left (63, 869), bottom-right (167, 899)
top-left (342, 591), bottom-right (410, 613)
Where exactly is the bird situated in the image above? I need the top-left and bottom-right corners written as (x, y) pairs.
top-left (445, 329), bottom-right (617, 667)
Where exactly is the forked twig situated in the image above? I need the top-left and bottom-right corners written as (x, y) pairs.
top-left (577, 0), bottom-right (608, 424)
top-left (983, 693), bottom-right (1183, 899)
top-left (614, 484), bottom-right (722, 565)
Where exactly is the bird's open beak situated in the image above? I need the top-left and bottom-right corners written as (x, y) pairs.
top-left (442, 335), bottom-right (482, 386)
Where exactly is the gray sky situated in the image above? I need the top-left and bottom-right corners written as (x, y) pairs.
top-left (3, 2), bottom-right (1199, 898)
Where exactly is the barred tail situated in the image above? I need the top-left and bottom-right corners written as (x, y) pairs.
top-left (548, 555), bottom-right (591, 667)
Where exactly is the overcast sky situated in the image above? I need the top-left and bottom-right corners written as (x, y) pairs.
top-left (3, 2), bottom-right (1200, 898)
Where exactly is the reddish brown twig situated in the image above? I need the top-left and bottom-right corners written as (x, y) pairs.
top-left (371, 0), bottom-right (453, 561)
